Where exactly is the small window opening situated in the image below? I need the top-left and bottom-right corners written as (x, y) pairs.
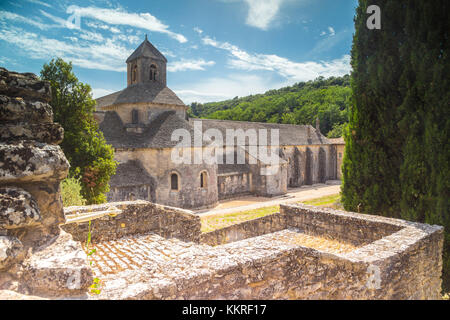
top-left (200, 171), bottom-right (207, 188)
top-left (131, 109), bottom-right (139, 124)
top-left (171, 173), bottom-right (179, 191)
top-left (132, 65), bottom-right (138, 83)
top-left (150, 64), bottom-right (157, 81)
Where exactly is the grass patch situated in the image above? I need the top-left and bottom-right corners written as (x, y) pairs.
top-left (201, 205), bottom-right (279, 233)
top-left (301, 194), bottom-right (342, 209)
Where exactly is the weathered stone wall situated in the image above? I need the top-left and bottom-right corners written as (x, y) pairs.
top-left (62, 200), bottom-right (201, 243)
top-left (91, 204), bottom-right (443, 300)
top-left (217, 172), bottom-right (251, 200)
top-left (282, 204), bottom-right (403, 246)
top-left (0, 67), bottom-right (92, 298)
top-left (74, 203), bottom-right (441, 300)
top-left (107, 184), bottom-right (153, 202)
top-left (200, 213), bottom-right (286, 246)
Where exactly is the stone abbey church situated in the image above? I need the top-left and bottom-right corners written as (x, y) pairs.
top-left (95, 36), bottom-right (344, 209)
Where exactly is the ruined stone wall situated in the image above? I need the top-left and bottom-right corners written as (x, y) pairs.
top-left (62, 200), bottom-right (201, 243)
top-left (58, 200), bottom-right (443, 300)
top-left (0, 67), bottom-right (92, 298)
top-left (92, 204), bottom-right (443, 300)
top-left (282, 204), bottom-right (403, 246)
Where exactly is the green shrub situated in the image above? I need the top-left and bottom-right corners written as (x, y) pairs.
top-left (61, 177), bottom-right (87, 207)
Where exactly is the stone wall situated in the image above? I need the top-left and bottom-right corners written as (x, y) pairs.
top-left (0, 67), bottom-right (92, 298)
top-left (217, 172), bottom-right (251, 200)
top-left (282, 204), bottom-right (403, 246)
top-left (91, 203), bottom-right (443, 300)
top-left (113, 148), bottom-right (219, 209)
top-left (200, 213), bottom-right (286, 246)
top-left (62, 200), bottom-right (201, 243)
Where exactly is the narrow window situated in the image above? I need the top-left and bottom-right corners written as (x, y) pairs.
top-left (200, 171), bottom-right (207, 188)
top-left (150, 64), bottom-right (157, 81)
top-left (171, 173), bottom-right (179, 191)
top-left (132, 65), bottom-right (138, 83)
top-left (131, 109), bottom-right (139, 124)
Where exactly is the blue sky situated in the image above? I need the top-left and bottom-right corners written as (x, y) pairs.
top-left (0, 0), bottom-right (358, 103)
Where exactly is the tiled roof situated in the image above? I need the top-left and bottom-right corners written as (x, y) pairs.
top-left (109, 160), bottom-right (155, 187)
top-left (189, 118), bottom-right (331, 146)
top-left (99, 110), bottom-right (204, 149)
top-left (126, 36), bottom-right (167, 63)
top-left (95, 83), bottom-right (185, 108)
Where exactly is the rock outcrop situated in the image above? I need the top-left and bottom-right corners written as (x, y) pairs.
top-left (0, 67), bottom-right (92, 298)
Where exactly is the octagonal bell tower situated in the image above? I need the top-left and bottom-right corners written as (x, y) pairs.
top-left (126, 34), bottom-right (167, 87)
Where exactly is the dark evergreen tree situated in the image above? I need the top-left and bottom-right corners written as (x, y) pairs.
top-left (342, 0), bottom-right (406, 217)
top-left (397, 0), bottom-right (449, 291)
top-left (343, 0), bottom-right (449, 291)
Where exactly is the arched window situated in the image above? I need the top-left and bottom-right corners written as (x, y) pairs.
top-left (150, 64), bottom-right (157, 81)
top-left (200, 171), bottom-right (207, 188)
top-left (170, 173), bottom-right (179, 191)
top-left (132, 65), bottom-right (138, 83)
top-left (131, 109), bottom-right (139, 124)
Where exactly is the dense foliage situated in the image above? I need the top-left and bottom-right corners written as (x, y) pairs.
top-left (41, 58), bottom-right (117, 204)
top-left (61, 177), bottom-right (86, 207)
top-left (188, 75), bottom-right (351, 137)
top-left (342, 0), bottom-right (449, 291)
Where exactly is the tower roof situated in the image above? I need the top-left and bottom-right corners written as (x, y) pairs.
top-left (126, 35), bottom-right (167, 63)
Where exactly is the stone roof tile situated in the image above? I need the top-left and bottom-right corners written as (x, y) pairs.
top-left (95, 83), bottom-right (185, 108)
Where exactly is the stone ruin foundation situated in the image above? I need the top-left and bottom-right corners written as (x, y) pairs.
top-left (61, 201), bottom-right (443, 300)
top-left (0, 67), bottom-right (445, 300)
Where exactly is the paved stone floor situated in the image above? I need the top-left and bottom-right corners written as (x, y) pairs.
top-left (87, 228), bottom-right (356, 279)
top-left (84, 228), bottom-right (361, 299)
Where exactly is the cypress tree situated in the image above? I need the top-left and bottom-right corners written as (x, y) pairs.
top-left (342, 0), bottom-right (449, 291)
top-left (342, 0), bottom-right (406, 217)
top-left (398, 0), bottom-right (449, 290)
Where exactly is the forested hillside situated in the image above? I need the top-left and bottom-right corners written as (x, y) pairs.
top-left (188, 75), bottom-right (351, 138)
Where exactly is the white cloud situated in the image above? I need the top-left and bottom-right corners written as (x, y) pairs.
top-left (66, 5), bottom-right (187, 43)
top-left (168, 59), bottom-right (215, 72)
top-left (328, 26), bottom-right (335, 36)
top-left (202, 36), bottom-right (351, 82)
top-left (174, 74), bottom-right (278, 103)
top-left (86, 21), bottom-right (120, 33)
top-left (0, 10), bottom-right (53, 30)
top-left (320, 26), bottom-right (336, 37)
top-left (311, 29), bottom-right (349, 55)
top-left (0, 26), bottom-right (132, 72)
top-left (243, 0), bottom-right (284, 30)
top-left (26, 0), bottom-right (52, 8)
top-left (92, 88), bottom-right (115, 98)
top-left (193, 27), bottom-right (203, 34)
top-left (39, 9), bottom-right (67, 27)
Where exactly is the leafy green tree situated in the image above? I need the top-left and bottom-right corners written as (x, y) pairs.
top-left (342, 0), bottom-right (449, 291)
top-left (41, 58), bottom-right (116, 204)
